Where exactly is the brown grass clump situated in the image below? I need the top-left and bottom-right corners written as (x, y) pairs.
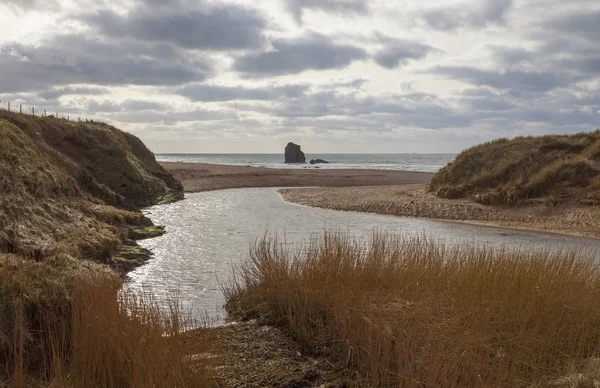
top-left (0, 255), bottom-right (214, 388)
top-left (226, 233), bottom-right (600, 387)
top-left (430, 131), bottom-right (600, 206)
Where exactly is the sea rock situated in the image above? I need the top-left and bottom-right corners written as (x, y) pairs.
top-left (285, 142), bottom-right (306, 164)
top-left (309, 159), bottom-right (329, 165)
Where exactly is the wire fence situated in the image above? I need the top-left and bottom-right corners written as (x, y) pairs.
top-left (0, 100), bottom-right (97, 123)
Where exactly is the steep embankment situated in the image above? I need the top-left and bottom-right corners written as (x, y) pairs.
top-left (0, 110), bottom-right (183, 269)
top-left (430, 131), bottom-right (600, 206)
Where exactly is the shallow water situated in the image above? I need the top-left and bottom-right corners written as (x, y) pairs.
top-left (127, 188), bottom-right (600, 325)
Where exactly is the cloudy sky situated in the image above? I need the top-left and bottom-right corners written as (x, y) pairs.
top-left (0, 0), bottom-right (598, 153)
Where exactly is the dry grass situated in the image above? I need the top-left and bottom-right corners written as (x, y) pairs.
top-left (226, 233), bottom-right (600, 387)
top-left (0, 109), bottom-right (182, 263)
top-left (430, 131), bottom-right (600, 206)
top-left (0, 255), bottom-right (214, 388)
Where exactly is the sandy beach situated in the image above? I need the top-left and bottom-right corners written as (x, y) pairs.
top-left (280, 185), bottom-right (600, 239)
top-left (160, 162), bottom-right (433, 192)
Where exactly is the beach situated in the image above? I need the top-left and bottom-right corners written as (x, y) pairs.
top-left (160, 162), bottom-right (433, 192)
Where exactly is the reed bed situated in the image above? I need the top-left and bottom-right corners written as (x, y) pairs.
top-left (1, 256), bottom-right (214, 388)
top-left (225, 233), bottom-right (600, 387)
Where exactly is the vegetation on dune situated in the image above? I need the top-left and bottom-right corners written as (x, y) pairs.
top-left (226, 233), bottom-right (600, 387)
top-left (0, 110), bottom-right (210, 387)
top-left (429, 131), bottom-right (600, 206)
top-left (0, 110), bottom-right (182, 264)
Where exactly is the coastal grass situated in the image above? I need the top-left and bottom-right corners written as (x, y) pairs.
top-left (430, 131), bottom-right (600, 206)
top-left (0, 109), bottom-right (182, 264)
top-left (226, 233), bottom-right (600, 387)
top-left (1, 255), bottom-right (214, 388)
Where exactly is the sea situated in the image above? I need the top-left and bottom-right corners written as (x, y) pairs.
top-left (155, 153), bottom-right (457, 173)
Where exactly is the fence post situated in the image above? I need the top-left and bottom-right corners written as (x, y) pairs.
top-left (44, 110), bottom-right (46, 117)
top-left (67, 115), bottom-right (70, 121)
top-left (8, 102), bottom-right (10, 112)
top-left (32, 107), bottom-right (35, 116)
top-left (20, 104), bottom-right (22, 114)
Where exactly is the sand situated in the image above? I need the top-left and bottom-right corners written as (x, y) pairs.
top-left (160, 162), bottom-right (433, 192)
top-left (280, 185), bottom-right (600, 239)
top-left (161, 162), bottom-right (600, 239)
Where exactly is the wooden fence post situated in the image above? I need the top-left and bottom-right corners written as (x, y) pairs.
top-left (19, 104), bottom-right (22, 113)
top-left (8, 102), bottom-right (10, 112)
top-left (44, 110), bottom-right (46, 117)
top-left (32, 107), bottom-right (35, 115)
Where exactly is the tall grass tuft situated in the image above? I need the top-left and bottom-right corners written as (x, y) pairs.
top-left (226, 233), bottom-right (600, 387)
top-left (1, 256), bottom-right (214, 388)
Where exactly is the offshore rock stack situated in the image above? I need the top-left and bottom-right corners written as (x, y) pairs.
top-left (284, 142), bottom-right (306, 164)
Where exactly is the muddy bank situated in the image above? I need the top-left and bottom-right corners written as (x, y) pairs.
top-left (161, 162), bottom-right (433, 192)
top-left (280, 185), bottom-right (600, 239)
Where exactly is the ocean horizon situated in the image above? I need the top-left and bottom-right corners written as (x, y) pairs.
top-left (155, 153), bottom-right (457, 173)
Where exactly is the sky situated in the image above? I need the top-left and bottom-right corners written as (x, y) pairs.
top-left (0, 0), bottom-right (599, 153)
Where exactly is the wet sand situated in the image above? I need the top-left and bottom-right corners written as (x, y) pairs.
top-left (280, 185), bottom-right (600, 239)
top-left (160, 162), bottom-right (433, 192)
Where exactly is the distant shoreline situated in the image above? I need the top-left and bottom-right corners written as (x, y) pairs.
top-left (156, 153), bottom-right (456, 173)
top-left (160, 161), bottom-right (433, 192)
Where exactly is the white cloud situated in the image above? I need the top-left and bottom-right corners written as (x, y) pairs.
top-left (0, 0), bottom-right (598, 153)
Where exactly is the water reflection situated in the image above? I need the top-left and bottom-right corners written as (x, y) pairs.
top-left (126, 188), bottom-right (600, 325)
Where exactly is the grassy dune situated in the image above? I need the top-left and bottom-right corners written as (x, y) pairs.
top-left (430, 131), bottom-right (600, 206)
top-left (0, 109), bottom-right (182, 264)
top-left (226, 233), bottom-right (600, 387)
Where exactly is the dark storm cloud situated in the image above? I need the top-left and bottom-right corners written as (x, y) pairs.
top-left (176, 83), bottom-right (309, 102)
top-left (38, 86), bottom-right (110, 100)
top-left (85, 4), bottom-right (267, 50)
top-left (0, 34), bottom-right (211, 93)
top-left (233, 33), bottom-right (367, 77)
top-left (374, 40), bottom-right (436, 69)
top-left (422, 0), bottom-right (513, 30)
top-left (431, 66), bottom-right (571, 93)
top-left (285, 0), bottom-right (369, 23)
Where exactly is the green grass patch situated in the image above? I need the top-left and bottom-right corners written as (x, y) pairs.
top-left (129, 225), bottom-right (166, 240)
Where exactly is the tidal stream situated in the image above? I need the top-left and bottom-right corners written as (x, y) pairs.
top-left (126, 188), bottom-right (600, 325)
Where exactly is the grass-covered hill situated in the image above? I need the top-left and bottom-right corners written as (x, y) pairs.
top-left (429, 130), bottom-right (600, 206)
top-left (0, 109), bottom-right (183, 264)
